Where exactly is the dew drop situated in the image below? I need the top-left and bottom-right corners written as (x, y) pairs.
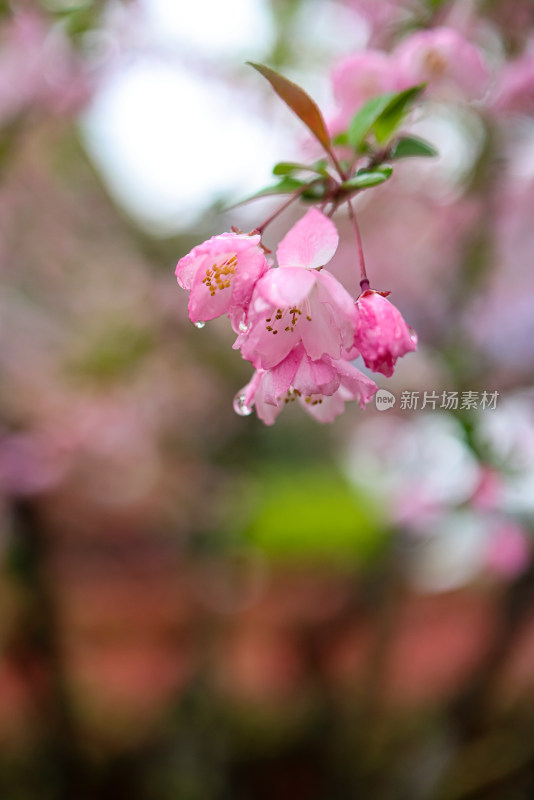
top-left (194, 320), bottom-right (206, 329)
top-left (238, 320), bottom-right (249, 334)
top-left (233, 392), bottom-right (253, 416)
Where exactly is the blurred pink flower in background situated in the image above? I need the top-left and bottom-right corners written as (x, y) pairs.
top-left (393, 27), bottom-right (491, 101)
top-left (0, 9), bottom-right (91, 126)
top-left (330, 49), bottom-right (401, 132)
top-left (0, 431), bottom-right (69, 497)
top-left (492, 46), bottom-right (534, 114)
top-left (485, 521), bottom-right (530, 578)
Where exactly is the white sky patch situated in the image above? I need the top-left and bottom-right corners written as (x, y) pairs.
top-left (79, 0), bottom-right (292, 234)
top-left (80, 0), bottom-right (367, 235)
top-left (81, 59), bottom-right (289, 234)
top-left (138, 0), bottom-right (274, 59)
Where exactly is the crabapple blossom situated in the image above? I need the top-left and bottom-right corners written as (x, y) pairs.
top-left (393, 27), bottom-right (491, 101)
top-left (354, 289), bottom-right (417, 377)
top-left (234, 344), bottom-right (377, 425)
top-left (330, 50), bottom-right (400, 133)
top-left (175, 232), bottom-right (268, 332)
top-left (238, 209), bottom-right (357, 369)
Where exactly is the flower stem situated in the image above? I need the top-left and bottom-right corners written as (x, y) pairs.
top-left (346, 197), bottom-right (369, 287)
top-left (255, 191), bottom-right (302, 235)
top-left (328, 148), bottom-right (348, 182)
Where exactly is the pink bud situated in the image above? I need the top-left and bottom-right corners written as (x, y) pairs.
top-left (354, 289), bottom-right (417, 377)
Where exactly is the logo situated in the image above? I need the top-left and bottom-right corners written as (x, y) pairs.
top-left (375, 389), bottom-right (396, 410)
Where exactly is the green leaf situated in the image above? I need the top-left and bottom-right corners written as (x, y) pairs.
top-left (300, 181), bottom-right (329, 202)
top-left (346, 85), bottom-right (426, 151)
top-left (341, 165), bottom-right (393, 190)
top-left (390, 134), bottom-right (438, 159)
top-left (272, 161), bottom-right (328, 177)
top-left (225, 177), bottom-right (306, 210)
top-left (372, 84), bottom-right (426, 143)
top-left (332, 131), bottom-right (349, 146)
top-left (247, 62), bottom-right (333, 156)
top-left (347, 92), bottom-right (398, 151)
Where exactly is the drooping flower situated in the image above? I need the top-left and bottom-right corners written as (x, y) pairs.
top-left (354, 289), bottom-right (417, 377)
top-left (393, 27), bottom-right (491, 101)
top-left (238, 209), bottom-right (357, 369)
top-left (234, 344), bottom-right (377, 425)
top-left (175, 232), bottom-right (268, 332)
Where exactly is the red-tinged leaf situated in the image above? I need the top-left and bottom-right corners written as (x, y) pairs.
top-left (248, 62), bottom-right (332, 155)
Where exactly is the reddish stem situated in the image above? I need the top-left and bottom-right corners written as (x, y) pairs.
top-left (328, 147), bottom-right (348, 182)
top-left (255, 191), bottom-right (302, 235)
top-left (346, 198), bottom-right (368, 286)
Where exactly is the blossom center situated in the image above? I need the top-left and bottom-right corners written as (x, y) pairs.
top-left (264, 306), bottom-right (313, 336)
top-left (282, 388), bottom-right (323, 406)
top-left (202, 253), bottom-right (238, 297)
top-left (423, 49), bottom-right (448, 77)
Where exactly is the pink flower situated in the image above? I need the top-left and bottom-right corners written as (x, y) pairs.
top-left (238, 209), bottom-right (357, 369)
top-left (485, 521), bottom-right (530, 579)
top-left (234, 344), bottom-right (377, 425)
top-left (330, 50), bottom-right (400, 133)
top-left (393, 27), bottom-right (490, 101)
top-left (491, 50), bottom-right (534, 115)
top-left (175, 232), bottom-right (268, 332)
top-left (0, 10), bottom-right (91, 125)
top-left (354, 289), bottom-right (417, 377)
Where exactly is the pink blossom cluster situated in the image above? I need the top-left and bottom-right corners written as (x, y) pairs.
top-left (176, 209), bottom-right (416, 424)
top-left (330, 26), bottom-right (491, 132)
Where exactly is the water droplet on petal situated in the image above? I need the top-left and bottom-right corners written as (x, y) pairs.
top-left (233, 392), bottom-right (253, 416)
top-left (238, 320), bottom-right (249, 334)
top-left (194, 320), bottom-right (205, 329)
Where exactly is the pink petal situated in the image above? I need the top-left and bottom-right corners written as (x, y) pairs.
top-left (234, 370), bottom-right (282, 425)
top-left (300, 290), bottom-right (346, 361)
top-left (316, 270), bottom-right (358, 347)
top-left (355, 290), bottom-right (417, 377)
top-left (256, 267), bottom-right (316, 307)
top-left (240, 293), bottom-right (302, 370)
top-left (176, 232), bottom-right (254, 288)
top-left (230, 247), bottom-right (269, 308)
top-left (188, 252), bottom-right (236, 323)
top-left (175, 249), bottom-right (200, 290)
top-left (255, 394), bottom-right (283, 426)
top-left (276, 209), bottom-right (339, 270)
top-left (292, 353), bottom-right (340, 397)
top-left (298, 273), bottom-right (356, 361)
top-left (300, 391), bottom-right (346, 423)
top-left (261, 347), bottom-right (302, 405)
top-left (334, 359), bottom-right (378, 408)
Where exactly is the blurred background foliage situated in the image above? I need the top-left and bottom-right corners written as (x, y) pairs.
top-left (1, 0), bottom-right (534, 798)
